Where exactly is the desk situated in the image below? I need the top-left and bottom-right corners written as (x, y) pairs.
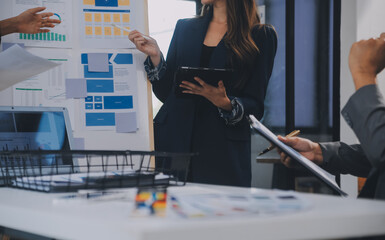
top-left (1, 185), bottom-right (385, 240)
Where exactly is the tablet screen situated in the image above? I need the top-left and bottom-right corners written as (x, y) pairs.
top-left (174, 66), bottom-right (233, 97)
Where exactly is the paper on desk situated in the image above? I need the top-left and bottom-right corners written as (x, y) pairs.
top-left (0, 45), bottom-right (59, 91)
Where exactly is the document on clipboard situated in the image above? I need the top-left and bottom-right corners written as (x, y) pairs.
top-left (248, 115), bottom-right (348, 197)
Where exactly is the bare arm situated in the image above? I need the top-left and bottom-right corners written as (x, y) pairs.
top-left (0, 7), bottom-right (61, 36)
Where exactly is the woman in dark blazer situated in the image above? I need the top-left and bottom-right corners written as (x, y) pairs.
top-left (129, 0), bottom-right (277, 187)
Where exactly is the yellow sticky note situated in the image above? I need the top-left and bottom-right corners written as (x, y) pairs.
top-left (83, 0), bottom-right (95, 5)
top-left (114, 27), bottom-right (121, 36)
top-left (123, 27), bottom-right (130, 36)
top-left (95, 26), bottom-right (102, 35)
top-left (94, 13), bottom-right (102, 22)
top-left (105, 27), bottom-right (112, 36)
top-left (84, 13), bottom-right (92, 22)
top-left (118, 0), bottom-right (130, 6)
top-left (85, 26), bottom-right (93, 35)
top-left (122, 14), bottom-right (130, 23)
top-left (104, 14), bottom-right (111, 23)
top-left (113, 13), bottom-right (121, 22)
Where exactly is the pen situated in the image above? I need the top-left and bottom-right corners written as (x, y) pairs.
top-left (110, 23), bottom-right (151, 40)
top-left (258, 130), bottom-right (300, 156)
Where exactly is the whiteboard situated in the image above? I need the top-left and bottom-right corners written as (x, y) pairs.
top-left (0, 0), bottom-right (154, 151)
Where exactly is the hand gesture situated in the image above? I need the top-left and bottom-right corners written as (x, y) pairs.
top-left (349, 32), bottom-right (385, 90)
top-left (277, 136), bottom-right (323, 167)
top-left (180, 77), bottom-right (232, 111)
top-left (128, 30), bottom-right (161, 66)
top-left (16, 7), bottom-right (61, 34)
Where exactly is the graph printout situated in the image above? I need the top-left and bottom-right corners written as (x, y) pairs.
top-left (12, 48), bottom-right (76, 128)
top-left (80, 0), bottom-right (146, 49)
top-left (12, 0), bottom-right (73, 48)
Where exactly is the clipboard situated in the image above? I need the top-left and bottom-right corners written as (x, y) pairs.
top-left (248, 115), bottom-right (348, 197)
top-left (174, 66), bottom-right (233, 97)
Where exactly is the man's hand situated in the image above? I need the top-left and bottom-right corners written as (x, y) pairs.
top-left (180, 78), bottom-right (232, 111)
top-left (349, 32), bottom-right (385, 90)
top-left (277, 136), bottom-right (324, 167)
top-left (0, 7), bottom-right (61, 36)
top-left (15, 7), bottom-right (61, 34)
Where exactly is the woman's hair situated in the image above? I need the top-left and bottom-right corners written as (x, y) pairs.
top-left (201, 0), bottom-right (262, 89)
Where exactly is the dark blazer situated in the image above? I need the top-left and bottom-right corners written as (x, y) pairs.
top-left (152, 12), bottom-right (277, 187)
top-left (320, 85), bottom-right (385, 199)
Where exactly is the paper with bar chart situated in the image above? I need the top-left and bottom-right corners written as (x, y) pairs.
top-left (12, 48), bottom-right (76, 127)
top-left (80, 0), bottom-right (146, 49)
top-left (12, 0), bottom-right (72, 48)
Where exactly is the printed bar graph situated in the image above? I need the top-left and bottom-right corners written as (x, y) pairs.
top-left (19, 32), bottom-right (67, 42)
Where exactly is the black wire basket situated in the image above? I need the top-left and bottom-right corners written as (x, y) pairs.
top-left (0, 150), bottom-right (194, 193)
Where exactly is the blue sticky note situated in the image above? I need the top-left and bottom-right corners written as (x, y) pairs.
top-left (86, 113), bottom-right (115, 126)
top-left (65, 78), bottom-right (87, 99)
top-left (95, 0), bottom-right (118, 7)
top-left (116, 112), bottom-right (137, 133)
top-left (2, 42), bottom-right (24, 51)
top-left (88, 53), bottom-right (109, 72)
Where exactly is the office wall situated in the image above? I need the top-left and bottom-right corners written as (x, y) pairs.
top-left (340, 0), bottom-right (385, 197)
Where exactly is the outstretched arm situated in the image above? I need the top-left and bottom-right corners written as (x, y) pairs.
top-left (0, 7), bottom-right (61, 36)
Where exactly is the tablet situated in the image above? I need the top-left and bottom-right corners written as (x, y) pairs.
top-left (174, 66), bottom-right (233, 97)
top-left (248, 115), bottom-right (348, 197)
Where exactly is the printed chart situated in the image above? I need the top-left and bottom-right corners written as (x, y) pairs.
top-left (13, 0), bottom-right (72, 48)
top-left (80, 0), bottom-right (145, 48)
top-left (12, 49), bottom-right (75, 127)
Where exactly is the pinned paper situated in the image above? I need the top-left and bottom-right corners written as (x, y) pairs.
top-left (116, 112), bottom-right (137, 133)
top-left (72, 138), bottom-right (85, 150)
top-left (0, 45), bottom-right (59, 91)
top-left (88, 53), bottom-right (109, 72)
top-left (1, 42), bottom-right (24, 51)
top-left (65, 78), bottom-right (87, 98)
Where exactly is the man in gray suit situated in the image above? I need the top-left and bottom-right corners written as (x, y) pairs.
top-left (278, 33), bottom-right (385, 200)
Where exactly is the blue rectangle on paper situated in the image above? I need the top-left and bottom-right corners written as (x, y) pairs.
top-left (95, 0), bottom-right (118, 7)
top-left (95, 103), bottom-right (103, 109)
top-left (85, 96), bottom-right (93, 102)
top-left (114, 54), bottom-right (133, 64)
top-left (81, 53), bottom-right (113, 64)
top-left (86, 113), bottom-right (115, 126)
top-left (103, 96), bottom-right (133, 109)
top-left (94, 96), bottom-right (102, 102)
top-left (85, 103), bottom-right (93, 109)
top-left (87, 80), bottom-right (114, 93)
top-left (84, 65), bottom-right (113, 78)
top-left (83, 9), bottom-right (130, 13)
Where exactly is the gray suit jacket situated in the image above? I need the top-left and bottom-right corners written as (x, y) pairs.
top-left (319, 84), bottom-right (385, 200)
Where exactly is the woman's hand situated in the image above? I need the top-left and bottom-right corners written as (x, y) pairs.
top-left (128, 30), bottom-right (161, 66)
top-left (180, 77), bottom-right (232, 111)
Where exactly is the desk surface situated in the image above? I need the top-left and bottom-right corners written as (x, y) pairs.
top-left (1, 185), bottom-right (385, 240)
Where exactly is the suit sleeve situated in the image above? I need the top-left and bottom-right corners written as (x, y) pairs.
top-left (149, 20), bottom-right (182, 103)
top-left (235, 25), bottom-right (277, 121)
top-left (341, 84), bottom-right (385, 169)
top-left (319, 142), bottom-right (372, 177)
